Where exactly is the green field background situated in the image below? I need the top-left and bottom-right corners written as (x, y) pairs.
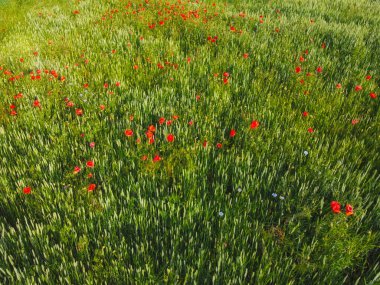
top-left (0, 0), bottom-right (379, 284)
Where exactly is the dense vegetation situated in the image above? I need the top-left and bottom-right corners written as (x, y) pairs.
top-left (0, 0), bottom-right (379, 283)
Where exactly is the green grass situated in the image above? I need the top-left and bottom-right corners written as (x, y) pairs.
top-left (0, 0), bottom-right (379, 284)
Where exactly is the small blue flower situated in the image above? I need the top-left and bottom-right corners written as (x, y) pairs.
top-left (218, 211), bottom-right (224, 217)
top-left (272, 193), bottom-right (278, 198)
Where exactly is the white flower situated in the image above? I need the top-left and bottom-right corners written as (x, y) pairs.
top-left (237, 187), bottom-right (242, 192)
top-left (303, 150), bottom-right (309, 156)
top-left (279, 196), bottom-right (285, 200)
top-left (218, 211), bottom-right (224, 217)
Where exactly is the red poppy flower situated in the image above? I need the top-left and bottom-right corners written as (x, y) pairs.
top-left (115, 82), bottom-right (121, 87)
top-left (100, 105), bottom-right (105, 110)
top-left (316, 66), bottom-right (323, 73)
top-left (229, 129), bottom-right (236, 137)
top-left (88, 184), bottom-right (96, 192)
top-left (73, 166), bottom-right (81, 174)
top-left (295, 66), bottom-right (302, 73)
top-left (146, 131), bottom-right (154, 139)
top-left (223, 78), bottom-right (229, 84)
top-left (351, 119), bottom-right (359, 125)
top-left (14, 93), bottom-right (23, 99)
top-left (10, 110), bottom-right (17, 116)
top-left (188, 121), bottom-right (193, 126)
top-left (216, 143), bottom-right (222, 149)
top-left (243, 53), bottom-right (249, 59)
top-left (133, 65), bottom-right (139, 70)
top-left (103, 83), bottom-right (109, 88)
top-left (345, 204), bottom-right (353, 216)
top-left (23, 186), bottom-right (31, 194)
top-left (166, 120), bottom-right (172, 126)
top-left (203, 140), bottom-right (208, 148)
top-left (83, 83), bottom-right (89, 88)
top-left (302, 111), bottom-right (309, 117)
top-left (75, 109), bottom-right (83, 116)
top-left (141, 155), bottom-right (148, 161)
top-left (336, 83), bottom-right (342, 89)
top-left (89, 142), bottom-right (95, 148)
top-left (366, 75), bottom-right (371, 80)
top-left (86, 161), bottom-right (94, 168)
top-left (149, 138), bottom-right (155, 144)
top-left (223, 72), bottom-right (230, 78)
top-left (167, 134), bottom-right (174, 142)
top-left (87, 173), bottom-right (93, 178)
top-left (307, 128), bottom-right (314, 133)
top-left (331, 201), bottom-right (341, 214)
top-left (148, 125), bottom-right (156, 132)
top-left (370, 92), bottom-right (377, 99)
top-left (172, 115), bottom-right (179, 120)
top-left (153, 155), bottom-right (161, 162)
top-left (124, 129), bottom-right (133, 137)
top-left (158, 117), bottom-right (166, 125)
top-left (250, 120), bottom-right (259, 129)
top-left (230, 26), bottom-right (236, 32)
top-left (355, 85), bottom-right (362, 92)
top-left (33, 99), bottom-right (41, 108)
top-left (299, 56), bottom-right (305, 62)
top-left (196, 95), bottom-right (201, 101)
